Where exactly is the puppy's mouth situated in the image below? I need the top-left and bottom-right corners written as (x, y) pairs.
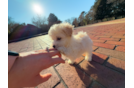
top-left (53, 45), bottom-right (56, 49)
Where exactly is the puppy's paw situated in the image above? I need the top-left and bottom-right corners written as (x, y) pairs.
top-left (68, 59), bottom-right (74, 64)
top-left (85, 57), bottom-right (92, 62)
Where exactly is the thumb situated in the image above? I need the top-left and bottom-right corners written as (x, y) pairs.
top-left (35, 73), bottom-right (52, 84)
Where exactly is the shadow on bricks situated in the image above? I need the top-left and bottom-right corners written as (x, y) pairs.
top-left (75, 54), bottom-right (125, 88)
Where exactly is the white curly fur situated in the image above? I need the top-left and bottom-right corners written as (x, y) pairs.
top-left (48, 23), bottom-right (93, 64)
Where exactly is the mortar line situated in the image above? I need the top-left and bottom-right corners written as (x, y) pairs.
top-left (53, 66), bottom-right (68, 88)
top-left (102, 56), bottom-right (110, 65)
top-left (52, 81), bottom-right (61, 88)
top-left (113, 45), bottom-right (117, 50)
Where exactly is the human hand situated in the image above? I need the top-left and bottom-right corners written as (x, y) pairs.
top-left (8, 48), bottom-right (65, 88)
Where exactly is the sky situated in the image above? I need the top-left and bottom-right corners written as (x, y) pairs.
top-left (8, 0), bottom-right (95, 25)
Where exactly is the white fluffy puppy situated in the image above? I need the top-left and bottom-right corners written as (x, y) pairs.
top-left (48, 23), bottom-right (93, 64)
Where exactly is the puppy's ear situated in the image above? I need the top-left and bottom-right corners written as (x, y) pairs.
top-left (62, 24), bottom-right (73, 37)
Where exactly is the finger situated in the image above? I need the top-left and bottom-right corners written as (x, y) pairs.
top-left (51, 57), bottom-right (65, 64)
top-left (43, 58), bottom-right (65, 69)
top-left (58, 53), bottom-right (61, 58)
top-left (49, 50), bottom-right (61, 57)
top-left (48, 48), bottom-right (57, 51)
top-left (35, 73), bottom-right (52, 84)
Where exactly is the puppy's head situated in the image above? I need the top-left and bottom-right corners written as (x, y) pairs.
top-left (48, 22), bottom-right (74, 49)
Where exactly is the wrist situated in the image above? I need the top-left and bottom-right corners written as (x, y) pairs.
top-left (8, 55), bottom-right (18, 72)
top-left (8, 50), bottom-right (19, 72)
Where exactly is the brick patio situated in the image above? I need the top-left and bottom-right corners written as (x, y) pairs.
top-left (8, 18), bottom-right (125, 88)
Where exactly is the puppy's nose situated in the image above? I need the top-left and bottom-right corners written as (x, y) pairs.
top-left (53, 45), bottom-right (56, 48)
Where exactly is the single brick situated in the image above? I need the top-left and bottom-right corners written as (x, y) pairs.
top-left (115, 46), bottom-right (125, 52)
top-left (94, 34), bottom-right (105, 36)
top-left (92, 46), bottom-right (98, 51)
top-left (111, 36), bottom-right (125, 39)
top-left (113, 34), bottom-right (124, 36)
top-left (105, 41), bottom-right (125, 46)
top-left (96, 36), bottom-right (111, 38)
top-left (90, 37), bottom-right (99, 40)
top-left (99, 37), bottom-right (120, 41)
top-left (92, 40), bottom-right (105, 43)
top-left (37, 67), bottom-right (60, 88)
top-left (95, 47), bottom-right (125, 60)
top-left (105, 57), bottom-right (125, 73)
top-left (56, 62), bottom-right (92, 88)
top-left (93, 42), bottom-right (115, 49)
top-left (78, 60), bottom-right (125, 88)
top-left (117, 31), bottom-right (125, 34)
top-left (121, 39), bottom-right (125, 42)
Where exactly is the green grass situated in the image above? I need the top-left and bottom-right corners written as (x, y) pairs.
top-left (110, 17), bottom-right (115, 20)
top-left (117, 16), bottom-right (122, 19)
top-left (102, 18), bottom-right (107, 22)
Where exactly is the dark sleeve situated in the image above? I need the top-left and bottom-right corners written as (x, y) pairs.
top-left (8, 50), bottom-right (19, 56)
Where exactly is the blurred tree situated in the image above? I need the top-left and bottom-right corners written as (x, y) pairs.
top-left (65, 17), bottom-right (75, 24)
top-left (65, 19), bottom-right (71, 24)
top-left (78, 11), bottom-right (86, 26)
top-left (85, 5), bottom-right (97, 24)
top-left (95, 0), bottom-right (107, 20)
top-left (47, 13), bottom-right (62, 28)
top-left (94, 0), bottom-right (125, 20)
top-left (111, 0), bottom-right (125, 17)
top-left (32, 15), bottom-right (47, 28)
top-left (47, 13), bottom-right (58, 24)
top-left (8, 16), bottom-right (19, 34)
top-left (21, 23), bottom-right (26, 26)
top-left (72, 18), bottom-right (79, 27)
top-left (8, 16), bottom-right (15, 31)
top-left (40, 24), bottom-right (48, 32)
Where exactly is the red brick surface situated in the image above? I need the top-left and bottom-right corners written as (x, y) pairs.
top-left (92, 46), bottom-right (98, 51)
top-left (111, 36), bottom-right (125, 38)
top-left (78, 60), bottom-right (125, 88)
top-left (95, 47), bottom-right (125, 60)
top-left (92, 52), bottom-right (108, 64)
top-left (105, 57), bottom-right (125, 73)
top-left (92, 40), bottom-right (105, 43)
top-left (93, 42), bottom-right (115, 49)
top-left (90, 36), bottom-right (99, 40)
top-left (8, 18), bottom-right (125, 88)
top-left (91, 82), bottom-right (104, 88)
top-left (105, 41), bottom-right (125, 46)
top-left (37, 67), bottom-right (60, 88)
top-left (121, 39), bottom-right (125, 42)
top-left (96, 36), bottom-right (111, 38)
top-left (83, 52), bottom-right (108, 64)
top-left (56, 62), bottom-right (92, 88)
top-left (99, 37), bottom-right (120, 41)
top-left (75, 56), bottom-right (85, 64)
top-left (55, 82), bottom-right (65, 88)
top-left (115, 46), bottom-right (125, 52)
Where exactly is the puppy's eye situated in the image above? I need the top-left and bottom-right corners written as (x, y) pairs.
top-left (57, 37), bottom-right (61, 41)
